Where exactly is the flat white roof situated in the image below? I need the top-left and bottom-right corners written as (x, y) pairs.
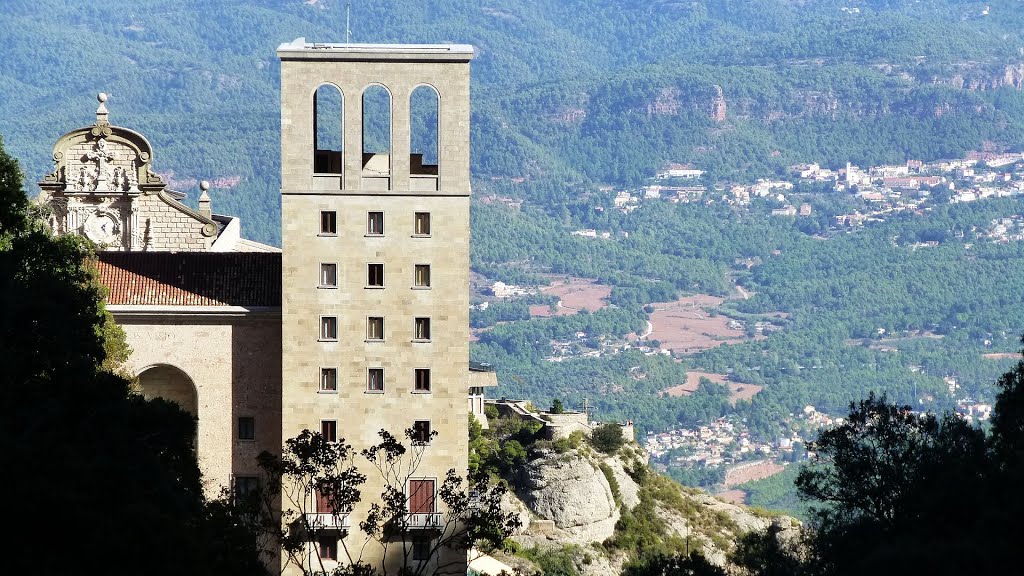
top-left (277, 38), bottom-right (474, 61)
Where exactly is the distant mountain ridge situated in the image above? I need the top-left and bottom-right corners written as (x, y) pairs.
top-left (1, 0), bottom-right (1022, 244)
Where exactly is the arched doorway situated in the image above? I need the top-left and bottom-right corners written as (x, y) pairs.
top-left (136, 364), bottom-right (198, 417)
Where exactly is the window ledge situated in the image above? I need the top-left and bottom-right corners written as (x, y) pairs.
top-left (318, 389), bottom-right (338, 395)
top-left (365, 339), bottom-right (385, 343)
top-left (411, 286), bottom-right (431, 290)
top-left (318, 285), bottom-right (338, 290)
top-left (411, 390), bottom-right (432, 395)
top-left (412, 339), bottom-right (432, 344)
top-left (411, 234), bottom-right (432, 239)
top-left (364, 285), bottom-right (385, 290)
top-left (319, 338), bottom-right (339, 343)
top-left (364, 234), bottom-right (384, 238)
top-left (318, 233), bottom-right (338, 237)
top-left (365, 389), bottom-right (385, 395)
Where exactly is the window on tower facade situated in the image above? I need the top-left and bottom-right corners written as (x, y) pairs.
top-left (238, 416), bottom-right (255, 441)
top-left (320, 263), bottom-right (338, 288)
top-left (412, 420), bottom-right (432, 445)
top-left (321, 420), bottom-right (337, 442)
top-left (414, 212), bottom-right (431, 236)
top-left (367, 368), bottom-right (384, 393)
top-left (320, 211), bottom-right (337, 235)
top-left (367, 211), bottom-right (384, 236)
top-left (412, 537), bottom-right (433, 562)
top-left (320, 316), bottom-right (338, 341)
top-left (367, 317), bottom-right (384, 341)
top-left (367, 263), bottom-right (384, 287)
top-left (414, 368), bottom-right (431, 393)
top-left (414, 264), bottom-right (430, 288)
top-left (318, 535), bottom-right (337, 561)
top-left (414, 317), bottom-right (431, 341)
top-left (320, 368), bottom-right (338, 393)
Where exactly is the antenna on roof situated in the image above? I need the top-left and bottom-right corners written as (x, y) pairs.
top-left (346, 0), bottom-right (352, 43)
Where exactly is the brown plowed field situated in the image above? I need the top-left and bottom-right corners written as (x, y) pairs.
top-left (646, 295), bottom-right (750, 353)
top-left (529, 277), bottom-right (611, 317)
top-left (724, 461), bottom-right (786, 487)
top-left (660, 371), bottom-right (762, 405)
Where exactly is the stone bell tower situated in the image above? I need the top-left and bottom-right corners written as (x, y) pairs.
top-left (277, 39), bottom-right (474, 575)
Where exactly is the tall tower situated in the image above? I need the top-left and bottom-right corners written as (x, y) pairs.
top-left (277, 39), bottom-right (474, 573)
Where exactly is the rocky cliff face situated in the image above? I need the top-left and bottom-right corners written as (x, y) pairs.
top-left (495, 443), bottom-right (801, 576)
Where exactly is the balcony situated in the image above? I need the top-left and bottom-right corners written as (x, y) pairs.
top-left (305, 513), bottom-right (351, 530)
top-left (406, 512), bottom-right (444, 529)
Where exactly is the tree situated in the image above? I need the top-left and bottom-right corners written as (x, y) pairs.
top-left (550, 398), bottom-right (565, 413)
top-left (794, 393), bottom-right (988, 576)
top-left (590, 422), bottom-right (626, 454)
top-left (241, 427), bottom-right (522, 576)
top-left (0, 136), bottom-right (266, 576)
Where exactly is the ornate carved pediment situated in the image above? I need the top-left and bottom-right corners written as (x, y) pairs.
top-left (39, 93), bottom-right (164, 197)
top-left (39, 93), bottom-right (217, 251)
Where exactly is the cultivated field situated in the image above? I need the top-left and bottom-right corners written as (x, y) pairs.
top-left (724, 460), bottom-right (786, 487)
top-left (529, 276), bottom-right (611, 317)
top-left (660, 371), bottom-right (763, 405)
top-left (645, 295), bottom-right (749, 354)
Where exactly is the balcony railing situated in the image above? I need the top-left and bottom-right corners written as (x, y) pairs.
top-left (406, 512), bottom-right (444, 529)
top-left (305, 513), bottom-right (351, 530)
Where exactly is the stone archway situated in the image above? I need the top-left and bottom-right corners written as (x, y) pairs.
top-left (136, 364), bottom-right (198, 417)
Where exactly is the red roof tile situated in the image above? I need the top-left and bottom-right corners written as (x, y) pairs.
top-left (96, 252), bottom-right (281, 307)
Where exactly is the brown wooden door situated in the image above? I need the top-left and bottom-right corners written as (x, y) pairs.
top-left (408, 480), bottom-right (435, 513)
top-left (316, 489), bottom-right (332, 514)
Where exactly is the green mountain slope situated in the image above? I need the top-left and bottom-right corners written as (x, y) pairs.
top-left (2, 0), bottom-right (1023, 244)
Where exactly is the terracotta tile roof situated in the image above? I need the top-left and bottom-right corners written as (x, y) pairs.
top-left (96, 252), bottom-right (282, 307)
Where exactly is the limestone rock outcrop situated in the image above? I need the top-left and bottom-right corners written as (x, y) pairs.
top-left (515, 448), bottom-right (619, 542)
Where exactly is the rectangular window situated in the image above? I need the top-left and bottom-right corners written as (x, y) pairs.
top-left (238, 416), bottom-right (255, 441)
top-left (408, 478), bottom-right (436, 513)
top-left (367, 211), bottom-right (384, 235)
top-left (320, 316), bottom-right (338, 341)
top-left (367, 317), bottom-right (384, 341)
top-left (321, 420), bottom-right (337, 443)
top-left (320, 211), bottom-right (337, 235)
top-left (412, 420), bottom-right (432, 445)
top-left (320, 263), bottom-right (338, 288)
top-left (414, 264), bottom-right (431, 288)
top-left (234, 476), bottom-right (259, 499)
top-left (367, 263), bottom-right (384, 287)
top-left (367, 368), bottom-right (384, 392)
top-left (412, 537), bottom-right (432, 562)
top-left (414, 212), bottom-right (431, 236)
top-left (318, 535), bottom-right (337, 561)
top-left (414, 317), bottom-right (431, 341)
top-left (320, 368), bottom-right (338, 392)
top-left (414, 368), bottom-right (431, 393)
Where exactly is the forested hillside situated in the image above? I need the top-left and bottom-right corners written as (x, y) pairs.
top-left (2, 0), bottom-right (1023, 243)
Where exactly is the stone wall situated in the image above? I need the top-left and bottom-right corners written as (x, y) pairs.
top-left (117, 311), bottom-right (282, 494)
top-left (135, 193), bottom-right (211, 251)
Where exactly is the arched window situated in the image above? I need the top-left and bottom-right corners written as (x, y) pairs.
top-left (361, 85), bottom-right (391, 179)
top-left (314, 84), bottom-right (343, 174)
top-left (410, 85), bottom-right (439, 181)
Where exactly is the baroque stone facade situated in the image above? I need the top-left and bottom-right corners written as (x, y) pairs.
top-left (42, 95), bottom-right (283, 495)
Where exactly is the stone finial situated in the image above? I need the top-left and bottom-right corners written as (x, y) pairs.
top-left (198, 180), bottom-right (212, 219)
top-left (97, 92), bottom-right (109, 123)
